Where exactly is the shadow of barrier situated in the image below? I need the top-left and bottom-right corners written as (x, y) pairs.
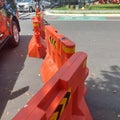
top-left (12, 52), bottom-right (92, 120)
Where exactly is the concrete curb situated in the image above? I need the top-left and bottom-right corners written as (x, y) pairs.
top-left (44, 10), bottom-right (120, 17)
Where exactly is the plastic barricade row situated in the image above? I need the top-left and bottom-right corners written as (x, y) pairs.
top-left (12, 52), bottom-right (92, 120)
top-left (28, 12), bottom-right (46, 58)
top-left (40, 25), bottom-right (75, 83)
top-left (28, 10), bottom-right (76, 83)
top-left (26, 8), bottom-right (92, 120)
top-left (35, 11), bottom-right (46, 39)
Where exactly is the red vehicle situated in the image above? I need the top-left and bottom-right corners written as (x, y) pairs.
top-left (0, 0), bottom-right (20, 49)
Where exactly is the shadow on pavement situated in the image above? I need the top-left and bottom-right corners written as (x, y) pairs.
top-left (0, 35), bottom-right (32, 119)
top-left (86, 65), bottom-right (120, 120)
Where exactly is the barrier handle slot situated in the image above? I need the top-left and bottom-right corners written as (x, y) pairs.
top-left (38, 80), bottom-right (68, 116)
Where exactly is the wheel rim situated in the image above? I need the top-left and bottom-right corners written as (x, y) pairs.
top-left (29, 7), bottom-right (33, 12)
top-left (13, 24), bottom-right (19, 43)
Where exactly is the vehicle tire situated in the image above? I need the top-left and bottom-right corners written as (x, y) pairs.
top-left (29, 7), bottom-right (33, 12)
top-left (8, 21), bottom-right (20, 48)
top-left (41, 5), bottom-right (44, 11)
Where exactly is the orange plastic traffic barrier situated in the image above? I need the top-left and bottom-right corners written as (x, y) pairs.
top-left (35, 6), bottom-right (39, 14)
top-left (12, 52), bottom-right (92, 120)
top-left (36, 11), bottom-right (45, 39)
top-left (40, 25), bottom-right (75, 83)
top-left (28, 17), bottom-right (46, 58)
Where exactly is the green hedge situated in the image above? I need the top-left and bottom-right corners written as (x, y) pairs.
top-left (86, 4), bottom-right (120, 10)
top-left (52, 4), bottom-right (120, 10)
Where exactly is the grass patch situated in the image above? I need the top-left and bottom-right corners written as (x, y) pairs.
top-left (52, 4), bottom-right (120, 10)
top-left (86, 4), bottom-right (120, 10)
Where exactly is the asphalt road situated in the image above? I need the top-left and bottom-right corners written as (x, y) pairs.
top-left (47, 18), bottom-right (120, 120)
top-left (0, 12), bottom-right (120, 120)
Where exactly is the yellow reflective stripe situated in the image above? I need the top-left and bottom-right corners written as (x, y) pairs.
top-left (50, 112), bottom-right (59, 120)
top-left (49, 36), bottom-right (56, 48)
top-left (62, 45), bottom-right (75, 54)
top-left (36, 13), bottom-right (40, 18)
top-left (50, 88), bottom-right (71, 120)
top-left (82, 60), bottom-right (87, 68)
top-left (33, 23), bottom-right (39, 27)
